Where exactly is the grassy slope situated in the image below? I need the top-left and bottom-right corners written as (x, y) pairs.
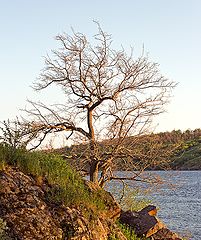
top-left (0, 143), bottom-right (146, 239)
top-left (0, 144), bottom-right (108, 213)
top-left (171, 141), bottom-right (201, 170)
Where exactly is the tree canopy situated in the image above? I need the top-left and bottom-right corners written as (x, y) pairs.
top-left (24, 23), bottom-right (176, 186)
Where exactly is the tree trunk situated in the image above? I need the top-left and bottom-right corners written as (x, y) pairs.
top-left (87, 109), bottom-right (99, 184)
top-left (89, 160), bottom-right (99, 184)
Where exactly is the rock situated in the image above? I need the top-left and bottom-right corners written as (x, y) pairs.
top-left (84, 180), bottom-right (121, 221)
top-left (120, 205), bottom-right (182, 240)
top-left (0, 166), bottom-right (121, 240)
top-left (120, 208), bottom-right (159, 236)
top-left (139, 205), bottom-right (157, 216)
top-left (0, 167), bottom-right (63, 239)
top-left (146, 218), bottom-right (166, 237)
top-left (151, 227), bottom-right (182, 240)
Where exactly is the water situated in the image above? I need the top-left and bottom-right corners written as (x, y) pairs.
top-left (106, 171), bottom-right (201, 240)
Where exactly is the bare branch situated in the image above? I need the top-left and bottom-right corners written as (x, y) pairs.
top-left (24, 22), bottom-right (176, 186)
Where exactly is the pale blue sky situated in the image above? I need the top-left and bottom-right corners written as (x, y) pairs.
top-left (0, 0), bottom-right (200, 132)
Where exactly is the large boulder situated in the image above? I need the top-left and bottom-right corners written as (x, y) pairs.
top-left (120, 205), bottom-right (182, 239)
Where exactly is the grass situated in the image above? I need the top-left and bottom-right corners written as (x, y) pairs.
top-left (0, 143), bottom-right (106, 214)
top-left (109, 222), bottom-right (148, 240)
top-left (119, 224), bottom-right (147, 240)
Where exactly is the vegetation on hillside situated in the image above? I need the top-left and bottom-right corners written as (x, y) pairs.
top-left (54, 128), bottom-right (201, 171)
top-left (172, 140), bottom-right (201, 170)
top-left (0, 143), bottom-right (108, 216)
top-left (1, 119), bottom-right (201, 176)
top-left (0, 143), bottom-right (145, 239)
top-left (152, 129), bottom-right (201, 169)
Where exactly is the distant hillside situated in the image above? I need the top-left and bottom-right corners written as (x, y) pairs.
top-left (171, 140), bottom-right (201, 170)
top-left (54, 129), bottom-right (201, 171)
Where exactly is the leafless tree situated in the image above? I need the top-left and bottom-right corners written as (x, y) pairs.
top-left (24, 23), bottom-right (176, 187)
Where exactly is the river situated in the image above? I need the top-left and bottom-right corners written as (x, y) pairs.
top-left (106, 171), bottom-right (201, 240)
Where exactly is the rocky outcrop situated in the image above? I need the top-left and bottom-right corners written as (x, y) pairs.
top-left (120, 205), bottom-right (182, 240)
top-left (0, 166), bottom-right (121, 240)
top-left (0, 166), bottom-right (183, 240)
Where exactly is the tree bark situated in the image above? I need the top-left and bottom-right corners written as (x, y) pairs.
top-left (87, 109), bottom-right (99, 184)
top-left (89, 160), bottom-right (99, 184)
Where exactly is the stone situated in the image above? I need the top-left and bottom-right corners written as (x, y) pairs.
top-left (0, 166), bottom-right (121, 240)
top-left (146, 218), bottom-right (166, 237)
top-left (151, 227), bottom-right (182, 240)
top-left (120, 209), bottom-right (158, 236)
top-left (120, 205), bottom-right (182, 239)
top-left (139, 205), bottom-right (157, 216)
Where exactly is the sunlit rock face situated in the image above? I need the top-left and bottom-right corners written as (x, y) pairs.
top-left (0, 167), bottom-right (62, 239)
top-left (0, 167), bottom-right (121, 240)
top-left (0, 166), bottom-right (182, 240)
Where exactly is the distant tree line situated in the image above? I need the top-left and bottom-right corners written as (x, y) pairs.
top-left (57, 128), bottom-right (201, 172)
top-left (156, 129), bottom-right (201, 144)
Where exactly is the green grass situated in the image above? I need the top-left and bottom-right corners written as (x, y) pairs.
top-left (0, 143), bottom-right (106, 214)
top-left (109, 222), bottom-right (148, 240)
top-left (119, 224), bottom-right (146, 240)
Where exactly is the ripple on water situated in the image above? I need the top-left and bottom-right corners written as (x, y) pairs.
top-left (107, 171), bottom-right (201, 240)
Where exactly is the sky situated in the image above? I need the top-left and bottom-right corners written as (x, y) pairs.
top-left (0, 0), bottom-right (201, 133)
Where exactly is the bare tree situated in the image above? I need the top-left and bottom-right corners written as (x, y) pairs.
top-left (25, 23), bottom-right (176, 186)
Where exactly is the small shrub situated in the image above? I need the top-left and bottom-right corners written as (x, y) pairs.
top-left (109, 222), bottom-right (145, 240)
top-left (118, 222), bottom-right (146, 240)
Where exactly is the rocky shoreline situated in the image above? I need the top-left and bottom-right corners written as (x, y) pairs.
top-left (0, 166), bottom-right (182, 239)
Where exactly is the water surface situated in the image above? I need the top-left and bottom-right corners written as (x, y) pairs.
top-left (106, 171), bottom-right (201, 240)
